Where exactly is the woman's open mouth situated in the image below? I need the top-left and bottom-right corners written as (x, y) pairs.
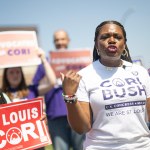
top-left (107, 45), bottom-right (117, 53)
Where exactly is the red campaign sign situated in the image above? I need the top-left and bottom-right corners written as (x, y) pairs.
top-left (49, 49), bottom-right (92, 78)
top-left (0, 98), bottom-right (51, 150)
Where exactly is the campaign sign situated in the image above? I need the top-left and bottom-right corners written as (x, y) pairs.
top-left (49, 49), bottom-right (92, 78)
top-left (132, 56), bottom-right (144, 66)
top-left (0, 98), bottom-right (51, 150)
top-left (0, 31), bottom-right (41, 68)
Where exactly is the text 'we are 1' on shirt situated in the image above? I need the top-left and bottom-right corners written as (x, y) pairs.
top-left (77, 60), bottom-right (150, 150)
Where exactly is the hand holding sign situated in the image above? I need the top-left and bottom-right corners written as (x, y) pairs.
top-left (36, 47), bottom-right (46, 60)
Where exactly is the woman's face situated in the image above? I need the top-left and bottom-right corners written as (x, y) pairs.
top-left (96, 23), bottom-right (125, 61)
top-left (6, 67), bottom-right (22, 88)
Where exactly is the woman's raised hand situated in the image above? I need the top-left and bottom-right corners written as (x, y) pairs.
top-left (61, 70), bottom-right (82, 95)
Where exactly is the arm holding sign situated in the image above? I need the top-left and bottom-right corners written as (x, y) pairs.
top-left (1, 48), bottom-right (56, 101)
top-left (37, 48), bottom-right (56, 96)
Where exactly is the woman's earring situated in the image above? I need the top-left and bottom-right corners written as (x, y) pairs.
top-left (96, 48), bottom-right (100, 56)
top-left (122, 49), bottom-right (128, 57)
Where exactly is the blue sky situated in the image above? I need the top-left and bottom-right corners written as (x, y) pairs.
top-left (0, 0), bottom-right (150, 68)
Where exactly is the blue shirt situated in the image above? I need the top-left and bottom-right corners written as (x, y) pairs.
top-left (8, 84), bottom-right (39, 100)
top-left (33, 64), bottom-right (67, 119)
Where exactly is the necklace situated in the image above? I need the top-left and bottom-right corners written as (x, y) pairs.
top-left (105, 60), bottom-right (123, 71)
top-left (105, 67), bottom-right (114, 71)
top-left (12, 92), bottom-right (19, 98)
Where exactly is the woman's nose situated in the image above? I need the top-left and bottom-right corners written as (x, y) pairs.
top-left (108, 36), bottom-right (116, 44)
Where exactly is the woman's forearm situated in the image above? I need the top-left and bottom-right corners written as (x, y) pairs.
top-left (41, 57), bottom-right (56, 88)
top-left (66, 101), bottom-right (92, 134)
top-left (37, 48), bottom-right (56, 96)
top-left (61, 70), bottom-right (92, 133)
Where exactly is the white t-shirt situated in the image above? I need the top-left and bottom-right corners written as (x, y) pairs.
top-left (77, 60), bottom-right (150, 150)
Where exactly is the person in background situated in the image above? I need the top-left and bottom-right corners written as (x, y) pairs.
top-left (53, 29), bottom-right (70, 49)
top-left (33, 30), bottom-right (85, 150)
top-left (61, 20), bottom-right (150, 150)
top-left (1, 48), bottom-right (56, 150)
top-left (2, 48), bottom-right (56, 102)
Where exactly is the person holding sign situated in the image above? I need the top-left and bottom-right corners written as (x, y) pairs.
top-left (61, 20), bottom-right (150, 150)
top-left (2, 48), bottom-right (56, 150)
top-left (33, 30), bottom-right (85, 150)
top-left (1, 48), bottom-right (56, 102)
top-left (1, 48), bottom-right (55, 150)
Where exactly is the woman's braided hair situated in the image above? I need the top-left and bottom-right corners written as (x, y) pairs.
top-left (93, 20), bottom-right (132, 63)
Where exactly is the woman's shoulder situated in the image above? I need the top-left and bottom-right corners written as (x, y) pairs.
top-left (123, 60), bottom-right (149, 75)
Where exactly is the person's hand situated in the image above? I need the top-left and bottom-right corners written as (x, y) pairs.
top-left (40, 113), bottom-right (48, 125)
top-left (61, 70), bottom-right (82, 95)
top-left (36, 47), bottom-right (46, 61)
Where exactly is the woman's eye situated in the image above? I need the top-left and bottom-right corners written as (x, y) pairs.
top-left (114, 34), bottom-right (123, 40)
top-left (99, 34), bottom-right (123, 40)
top-left (100, 35), bottom-right (109, 40)
top-left (116, 36), bottom-right (122, 40)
